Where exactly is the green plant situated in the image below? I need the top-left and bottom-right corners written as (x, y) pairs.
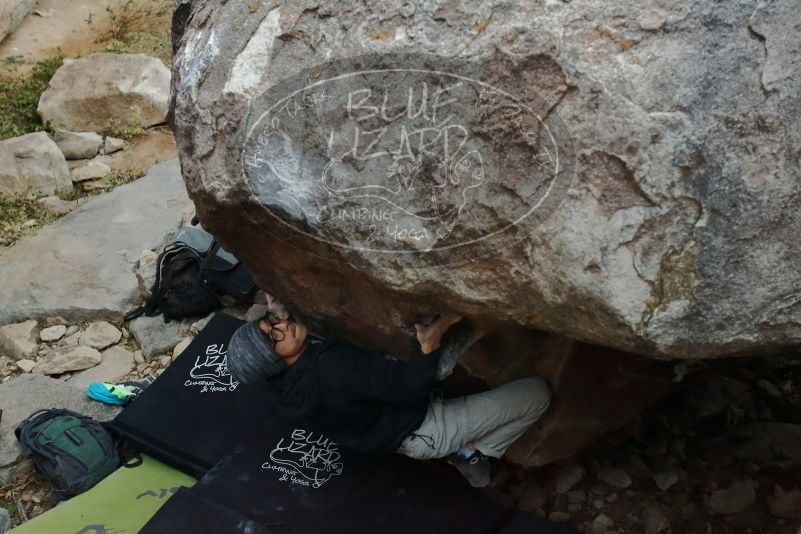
top-left (107, 106), bottom-right (146, 141)
top-left (3, 55), bottom-right (25, 65)
top-left (96, 168), bottom-right (147, 188)
top-left (105, 0), bottom-right (169, 42)
top-left (103, 31), bottom-right (171, 63)
top-left (0, 56), bottom-right (63, 140)
top-left (0, 192), bottom-right (55, 246)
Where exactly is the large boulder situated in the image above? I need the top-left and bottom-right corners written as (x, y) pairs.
top-left (37, 53), bottom-right (170, 134)
top-left (0, 159), bottom-right (193, 326)
top-left (0, 0), bottom-right (35, 43)
top-left (169, 1), bottom-right (799, 464)
top-left (0, 132), bottom-right (72, 198)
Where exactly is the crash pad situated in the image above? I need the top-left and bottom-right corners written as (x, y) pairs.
top-left (10, 454), bottom-right (195, 534)
top-left (140, 487), bottom-right (269, 534)
top-left (110, 313), bottom-right (256, 476)
top-left (186, 444), bottom-right (510, 533)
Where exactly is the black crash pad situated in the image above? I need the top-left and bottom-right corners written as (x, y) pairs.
top-left (111, 313), bottom-right (261, 476)
top-left (187, 444), bottom-right (511, 533)
top-left (139, 487), bottom-right (269, 534)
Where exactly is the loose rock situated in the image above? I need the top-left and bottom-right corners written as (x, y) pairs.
top-left (709, 481), bottom-right (756, 515)
top-left (68, 345), bottom-right (135, 390)
top-left (598, 467), bottom-right (631, 489)
top-left (0, 0), bottom-right (36, 43)
top-left (37, 195), bottom-right (79, 217)
top-left (135, 250), bottom-right (158, 300)
top-left (567, 489), bottom-right (587, 504)
top-left (128, 314), bottom-right (191, 360)
top-left (592, 513), bottom-right (614, 532)
top-left (173, 337), bottom-right (193, 359)
top-left (653, 471), bottom-right (679, 491)
top-left (767, 489), bottom-right (801, 519)
top-left (37, 53), bottom-right (170, 133)
top-left (70, 159), bottom-right (111, 182)
top-left (60, 331), bottom-right (81, 347)
top-left (548, 512), bottom-right (570, 523)
top-left (555, 463), bottom-right (584, 493)
top-left (34, 345), bottom-right (101, 375)
top-left (79, 321), bottom-right (122, 350)
top-left (39, 324), bottom-right (67, 342)
top-left (189, 313), bottom-right (214, 336)
top-left (0, 132), bottom-right (72, 198)
top-left (644, 505), bottom-right (670, 534)
top-left (0, 320), bottom-right (38, 360)
top-left (53, 130), bottom-right (103, 160)
top-left (517, 483), bottom-right (546, 512)
top-left (16, 359), bottom-right (35, 373)
top-left (103, 136), bottom-right (126, 155)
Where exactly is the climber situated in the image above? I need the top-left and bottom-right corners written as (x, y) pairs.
top-left (226, 299), bottom-right (551, 488)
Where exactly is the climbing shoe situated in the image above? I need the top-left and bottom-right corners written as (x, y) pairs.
top-left (447, 449), bottom-right (491, 488)
top-left (87, 382), bottom-right (136, 406)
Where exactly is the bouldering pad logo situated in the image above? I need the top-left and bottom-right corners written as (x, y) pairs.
top-left (241, 52), bottom-right (576, 266)
top-left (184, 343), bottom-right (239, 393)
top-left (261, 429), bottom-right (343, 489)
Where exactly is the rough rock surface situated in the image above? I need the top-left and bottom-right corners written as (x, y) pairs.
top-left (0, 132), bottom-right (72, 198)
top-left (70, 159), bottom-right (111, 182)
top-left (79, 320), bottom-right (122, 349)
top-left (68, 345), bottom-right (135, 390)
top-left (103, 136), bottom-right (126, 155)
top-left (0, 159), bottom-right (192, 326)
top-left (39, 324), bottom-right (66, 342)
top-left (128, 314), bottom-right (192, 360)
top-left (170, 0), bottom-right (799, 464)
top-left (53, 130), bottom-right (102, 160)
top-left (37, 53), bottom-right (170, 133)
top-left (708, 481), bottom-right (756, 515)
top-left (0, 0), bottom-right (35, 43)
top-left (34, 345), bottom-right (101, 375)
top-left (0, 320), bottom-right (37, 360)
top-left (15, 358), bottom-right (34, 372)
top-left (0, 374), bottom-right (120, 484)
top-left (36, 195), bottom-right (79, 216)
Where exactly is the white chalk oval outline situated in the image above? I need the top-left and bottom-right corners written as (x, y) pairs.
top-left (241, 62), bottom-right (575, 255)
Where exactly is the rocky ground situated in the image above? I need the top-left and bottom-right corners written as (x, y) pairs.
top-left (486, 352), bottom-right (801, 533)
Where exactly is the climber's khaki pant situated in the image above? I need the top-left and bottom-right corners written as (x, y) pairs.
top-left (396, 377), bottom-right (551, 459)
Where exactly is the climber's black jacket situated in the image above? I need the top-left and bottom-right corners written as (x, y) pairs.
top-left (264, 338), bottom-right (440, 455)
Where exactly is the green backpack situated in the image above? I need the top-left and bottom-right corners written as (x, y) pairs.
top-left (15, 409), bottom-right (119, 501)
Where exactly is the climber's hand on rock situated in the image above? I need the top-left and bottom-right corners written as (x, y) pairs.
top-left (265, 292), bottom-right (290, 320)
top-left (415, 313), bottom-right (463, 354)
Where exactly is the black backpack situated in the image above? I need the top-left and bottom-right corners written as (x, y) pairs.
top-left (128, 241), bottom-right (221, 322)
top-left (125, 240), bottom-right (255, 323)
top-left (15, 409), bottom-right (120, 501)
